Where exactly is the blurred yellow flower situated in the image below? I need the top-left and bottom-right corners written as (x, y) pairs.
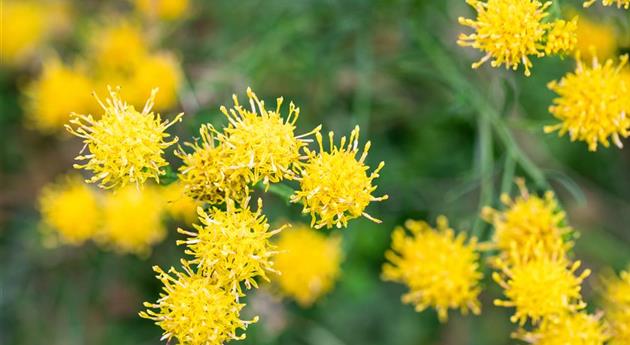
top-left (546, 54), bottom-right (629, 151)
top-left (218, 88), bottom-right (321, 186)
top-left (89, 21), bottom-right (148, 72)
top-left (66, 87), bottom-right (183, 189)
top-left (134, 0), bottom-right (189, 21)
top-left (382, 216), bottom-right (482, 321)
top-left (100, 185), bottom-right (166, 255)
top-left (517, 312), bottom-right (609, 345)
top-left (458, 0), bottom-right (576, 76)
top-left (493, 248), bottom-right (590, 326)
top-left (38, 175), bottom-right (101, 246)
top-left (273, 225), bottom-right (343, 307)
top-left (603, 268), bottom-right (630, 345)
top-left (584, 0), bottom-right (630, 8)
top-left (24, 57), bottom-right (95, 134)
top-left (126, 53), bottom-right (182, 110)
top-left (575, 15), bottom-right (617, 61)
top-left (161, 182), bottom-right (199, 224)
top-left (140, 262), bottom-right (257, 345)
top-left (482, 180), bottom-right (572, 263)
top-left (177, 198), bottom-right (284, 293)
top-left (0, 1), bottom-right (47, 65)
top-left (176, 124), bottom-right (250, 204)
top-left (291, 126), bottom-right (388, 229)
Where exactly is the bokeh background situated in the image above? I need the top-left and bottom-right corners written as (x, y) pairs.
top-left (1, 0), bottom-right (630, 344)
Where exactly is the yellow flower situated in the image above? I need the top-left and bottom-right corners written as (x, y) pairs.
top-left (584, 0), bottom-right (630, 9)
top-left (382, 216), bottom-right (482, 321)
top-left (273, 225), bottom-right (343, 307)
top-left (602, 268), bottom-right (630, 345)
top-left (545, 17), bottom-right (579, 55)
top-left (493, 248), bottom-right (590, 326)
top-left (218, 88), bottom-right (321, 186)
top-left (458, 0), bottom-right (576, 76)
top-left (482, 179), bottom-right (572, 263)
top-left (516, 312), bottom-right (609, 345)
top-left (125, 53), bottom-right (182, 111)
top-left (100, 185), bottom-right (166, 255)
top-left (23, 57), bottom-right (95, 134)
top-left (291, 126), bottom-right (388, 229)
top-left (545, 54), bottom-right (629, 151)
top-left (161, 182), bottom-right (200, 224)
top-left (0, 1), bottom-right (46, 65)
top-left (176, 124), bottom-right (250, 204)
top-left (177, 198), bottom-right (284, 293)
top-left (574, 14), bottom-right (617, 61)
top-left (66, 87), bottom-right (183, 189)
top-left (134, 0), bottom-right (190, 21)
top-left (140, 262), bottom-right (257, 345)
top-left (38, 175), bottom-right (101, 246)
top-left (89, 21), bottom-right (148, 73)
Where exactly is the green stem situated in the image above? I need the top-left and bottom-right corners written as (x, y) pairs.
top-left (500, 152), bottom-right (516, 197)
top-left (472, 113), bottom-right (493, 239)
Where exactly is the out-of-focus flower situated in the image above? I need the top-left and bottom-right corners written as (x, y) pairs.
top-left (140, 261), bottom-right (258, 345)
top-left (546, 54), bottom-right (629, 151)
top-left (574, 14), bottom-right (618, 61)
top-left (545, 17), bottom-right (579, 55)
top-left (382, 216), bottom-right (482, 321)
top-left (38, 175), bottom-right (101, 246)
top-left (218, 88), bottom-right (321, 186)
top-left (161, 182), bottom-right (199, 224)
top-left (458, 0), bottom-right (576, 76)
top-left (89, 21), bottom-right (148, 73)
top-left (134, 0), bottom-right (189, 21)
top-left (0, 1), bottom-right (47, 66)
top-left (176, 124), bottom-right (250, 204)
top-left (273, 225), bottom-right (343, 307)
top-left (516, 312), bottom-right (609, 345)
top-left (602, 268), bottom-right (630, 345)
top-left (493, 247), bottom-right (590, 326)
top-left (66, 87), bottom-right (183, 189)
top-left (482, 179), bottom-right (572, 263)
top-left (100, 185), bottom-right (166, 255)
top-left (584, 0), bottom-right (629, 9)
top-left (24, 57), bottom-right (95, 133)
top-left (177, 198), bottom-right (284, 293)
top-left (291, 126), bottom-right (388, 229)
top-left (125, 53), bottom-right (182, 110)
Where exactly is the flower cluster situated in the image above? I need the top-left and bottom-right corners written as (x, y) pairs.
top-left (546, 54), bottom-right (629, 151)
top-left (484, 180), bottom-right (607, 344)
top-left (66, 88), bottom-right (183, 189)
top-left (602, 269), bottom-right (630, 345)
top-left (38, 174), bottom-right (194, 255)
top-left (458, 0), bottom-right (578, 76)
top-left (273, 225), bottom-right (343, 307)
top-left (382, 216), bottom-right (482, 321)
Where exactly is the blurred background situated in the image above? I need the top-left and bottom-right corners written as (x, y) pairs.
top-left (1, 0), bottom-right (630, 344)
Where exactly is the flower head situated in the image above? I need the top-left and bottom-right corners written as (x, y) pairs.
top-left (125, 53), bottom-right (182, 111)
top-left (482, 180), bottom-right (572, 263)
top-left (24, 57), bottom-right (95, 133)
top-left (602, 268), bottom-right (630, 345)
top-left (89, 21), bottom-right (147, 73)
top-left (583, 0), bottom-right (630, 9)
top-left (545, 54), bottom-right (629, 151)
top-left (574, 14), bottom-right (617, 61)
top-left (38, 175), bottom-right (101, 246)
top-left (218, 88), bottom-right (321, 186)
top-left (177, 198), bottom-right (284, 293)
top-left (100, 185), bottom-right (166, 255)
top-left (291, 126), bottom-right (387, 229)
top-left (273, 225), bottom-right (343, 307)
top-left (134, 0), bottom-right (189, 21)
top-left (161, 182), bottom-right (200, 224)
top-left (66, 87), bottom-right (183, 189)
top-left (545, 17), bottom-right (579, 55)
top-left (458, 0), bottom-right (576, 76)
top-left (1, 1), bottom-right (46, 65)
top-left (140, 261), bottom-right (257, 345)
top-left (516, 312), bottom-right (609, 345)
top-left (176, 124), bottom-right (250, 204)
top-left (382, 216), bottom-right (482, 321)
top-left (493, 247), bottom-right (590, 325)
